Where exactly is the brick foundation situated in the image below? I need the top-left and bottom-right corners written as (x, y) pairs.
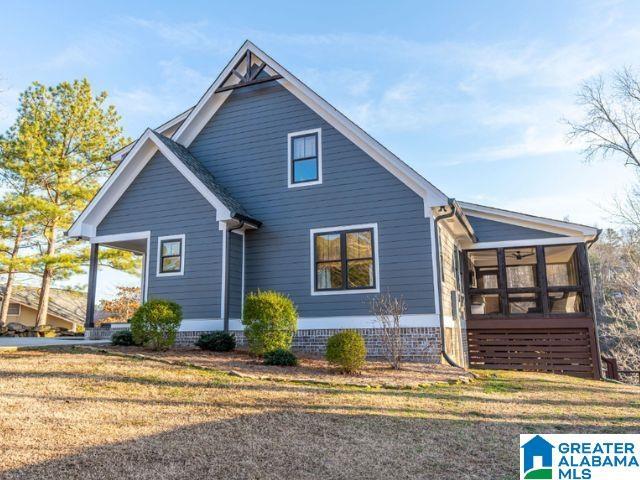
top-left (86, 326), bottom-right (442, 362)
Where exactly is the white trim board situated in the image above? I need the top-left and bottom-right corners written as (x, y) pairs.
top-left (171, 41), bottom-right (448, 212)
top-left (309, 223), bottom-right (380, 296)
top-left (178, 314), bottom-right (447, 332)
top-left (156, 234), bottom-right (186, 277)
top-left (467, 236), bottom-right (588, 250)
top-left (68, 129), bottom-right (234, 238)
top-left (459, 202), bottom-right (598, 238)
top-left (89, 230), bottom-right (151, 303)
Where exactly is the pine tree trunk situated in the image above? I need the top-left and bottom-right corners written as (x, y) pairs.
top-left (0, 227), bottom-right (24, 327)
top-left (35, 226), bottom-right (56, 328)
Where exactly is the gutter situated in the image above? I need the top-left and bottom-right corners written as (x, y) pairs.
top-left (223, 221), bottom-right (245, 332)
top-left (433, 198), bottom-right (464, 369)
top-left (586, 228), bottom-right (602, 249)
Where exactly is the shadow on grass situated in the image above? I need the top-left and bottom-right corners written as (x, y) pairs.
top-left (0, 409), bottom-right (586, 480)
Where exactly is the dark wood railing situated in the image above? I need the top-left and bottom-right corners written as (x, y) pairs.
top-left (601, 356), bottom-right (640, 384)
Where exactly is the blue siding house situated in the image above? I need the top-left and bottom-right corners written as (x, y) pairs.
top-left (69, 41), bottom-right (602, 376)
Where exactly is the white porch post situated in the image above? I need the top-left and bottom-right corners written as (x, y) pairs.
top-left (85, 242), bottom-right (99, 328)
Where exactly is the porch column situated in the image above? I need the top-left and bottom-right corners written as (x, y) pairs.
top-left (85, 242), bottom-right (99, 328)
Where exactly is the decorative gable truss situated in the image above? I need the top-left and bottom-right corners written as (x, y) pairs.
top-left (170, 41), bottom-right (449, 214)
top-left (67, 129), bottom-right (258, 239)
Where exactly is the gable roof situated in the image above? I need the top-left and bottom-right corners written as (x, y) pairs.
top-left (111, 106), bottom-right (194, 163)
top-left (67, 129), bottom-right (258, 238)
top-left (153, 133), bottom-right (259, 225)
top-left (1, 286), bottom-right (85, 325)
top-left (171, 40), bottom-right (449, 211)
top-left (459, 201), bottom-right (599, 239)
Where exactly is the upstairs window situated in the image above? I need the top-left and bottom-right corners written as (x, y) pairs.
top-left (157, 234), bottom-right (185, 276)
top-left (288, 129), bottom-right (322, 187)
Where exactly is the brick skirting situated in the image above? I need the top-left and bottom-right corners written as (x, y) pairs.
top-left (86, 326), bottom-right (442, 362)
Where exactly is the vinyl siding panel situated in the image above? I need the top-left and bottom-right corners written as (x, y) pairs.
top-left (97, 152), bottom-right (223, 319)
top-left (190, 82), bottom-right (435, 317)
top-left (467, 215), bottom-right (564, 242)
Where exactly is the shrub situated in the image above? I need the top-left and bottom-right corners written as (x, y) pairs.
top-left (111, 330), bottom-right (136, 346)
top-left (196, 332), bottom-right (236, 352)
top-left (263, 348), bottom-right (298, 367)
top-left (325, 330), bottom-right (367, 373)
top-left (242, 290), bottom-right (298, 356)
top-left (130, 299), bottom-right (182, 350)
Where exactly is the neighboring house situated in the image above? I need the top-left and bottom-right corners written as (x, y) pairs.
top-left (0, 286), bottom-right (85, 332)
top-left (68, 41), bottom-right (601, 377)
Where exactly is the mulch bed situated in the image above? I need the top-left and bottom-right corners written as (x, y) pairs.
top-left (89, 345), bottom-right (473, 389)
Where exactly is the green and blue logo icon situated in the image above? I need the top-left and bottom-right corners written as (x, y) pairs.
top-left (521, 435), bottom-right (554, 479)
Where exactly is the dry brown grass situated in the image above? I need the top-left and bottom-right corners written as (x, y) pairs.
top-left (0, 349), bottom-right (638, 480)
top-left (101, 345), bottom-right (472, 388)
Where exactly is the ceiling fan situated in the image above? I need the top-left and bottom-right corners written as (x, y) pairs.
top-left (508, 250), bottom-right (535, 260)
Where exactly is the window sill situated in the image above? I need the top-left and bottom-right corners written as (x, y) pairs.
top-left (288, 179), bottom-right (322, 188)
top-left (311, 287), bottom-right (379, 296)
top-left (157, 271), bottom-right (184, 278)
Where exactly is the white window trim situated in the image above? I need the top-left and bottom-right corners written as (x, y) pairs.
top-left (287, 128), bottom-right (323, 188)
top-left (7, 303), bottom-right (21, 316)
top-left (156, 234), bottom-right (186, 277)
top-left (309, 223), bottom-right (380, 296)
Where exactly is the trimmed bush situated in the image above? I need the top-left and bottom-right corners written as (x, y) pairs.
top-left (325, 330), bottom-right (367, 373)
top-left (242, 290), bottom-right (298, 356)
top-left (111, 330), bottom-right (136, 346)
top-left (263, 348), bottom-right (298, 367)
top-left (196, 332), bottom-right (236, 352)
top-left (130, 299), bottom-right (182, 350)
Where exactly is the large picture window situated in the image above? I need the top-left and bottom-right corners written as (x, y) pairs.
top-left (157, 234), bottom-right (185, 276)
top-left (465, 243), bottom-right (589, 317)
top-left (311, 224), bottom-right (378, 294)
top-left (288, 129), bottom-right (322, 187)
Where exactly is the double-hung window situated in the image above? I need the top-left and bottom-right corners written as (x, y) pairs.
top-left (311, 224), bottom-right (379, 294)
top-left (157, 234), bottom-right (185, 276)
top-left (288, 129), bottom-right (322, 187)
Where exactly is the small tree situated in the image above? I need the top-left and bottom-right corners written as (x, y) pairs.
top-left (369, 291), bottom-right (407, 369)
top-left (98, 286), bottom-right (141, 325)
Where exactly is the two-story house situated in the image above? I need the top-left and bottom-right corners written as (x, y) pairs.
top-left (69, 41), bottom-right (601, 378)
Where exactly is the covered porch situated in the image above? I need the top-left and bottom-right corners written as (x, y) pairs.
top-left (462, 239), bottom-right (601, 378)
top-left (84, 231), bottom-right (149, 328)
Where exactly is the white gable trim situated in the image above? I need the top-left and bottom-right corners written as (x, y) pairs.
top-left (459, 202), bottom-right (599, 239)
top-left (67, 130), bottom-right (232, 238)
top-left (172, 41), bottom-right (448, 213)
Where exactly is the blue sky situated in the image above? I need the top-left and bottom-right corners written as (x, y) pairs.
top-left (2, 0), bottom-right (640, 298)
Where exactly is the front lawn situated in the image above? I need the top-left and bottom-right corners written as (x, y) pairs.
top-left (0, 349), bottom-right (637, 479)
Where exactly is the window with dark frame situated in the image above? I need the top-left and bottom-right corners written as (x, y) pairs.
top-left (314, 228), bottom-right (375, 291)
top-left (7, 303), bottom-right (20, 316)
top-left (290, 132), bottom-right (319, 184)
top-left (159, 238), bottom-right (182, 274)
top-left (464, 244), bottom-right (588, 318)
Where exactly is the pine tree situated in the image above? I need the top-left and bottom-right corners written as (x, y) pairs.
top-left (0, 79), bottom-right (130, 326)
